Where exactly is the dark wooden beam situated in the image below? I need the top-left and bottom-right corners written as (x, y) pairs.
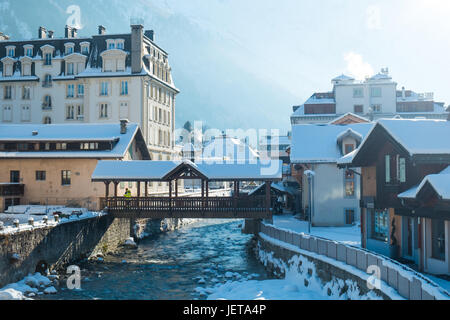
top-left (265, 181), bottom-right (272, 216)
top-left (114, 181), bottom-right (118, 197)
top-left (175, 179), bottom-right (178, 197)
top-left (104, 181), bottom-right (110, 198)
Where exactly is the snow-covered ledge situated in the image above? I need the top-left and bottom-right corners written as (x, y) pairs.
top-left (258, 222), bottom-right (450, 300)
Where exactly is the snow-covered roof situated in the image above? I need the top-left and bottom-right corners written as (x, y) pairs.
top-left (337, 149), bottom-right (358, 165)
top-left (375, 119), bottom-right (450, 155)
top-left (369, 72), bottom-right (392, 81)
top-left (92, 160), bottom-right (283, 181)
top-left (398, 166), bottom-right (450, 200)
top-left (328, 112), bottom-right (370, 124)
top-left (248, 181), bottom-right (294, 196)
top-left (336, 128), bottom-right (363, 143)
top-left (290, 123), bottom-right (373, 163)
top-left (0, 123), bottom-right (147, 159)
top-left (332, 74), bottom-right (354, 82)
top-left (304, 94), bottom-right (335, 105)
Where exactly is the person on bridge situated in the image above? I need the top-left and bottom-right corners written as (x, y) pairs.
top-left (124, 188), bottom-right (132, 208)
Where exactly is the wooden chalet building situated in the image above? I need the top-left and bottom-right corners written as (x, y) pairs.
top-left (339, 118), bottom-right (450, 275)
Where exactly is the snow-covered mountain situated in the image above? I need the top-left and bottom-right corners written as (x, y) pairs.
top-left (0, 0), bottom-right (297, 131)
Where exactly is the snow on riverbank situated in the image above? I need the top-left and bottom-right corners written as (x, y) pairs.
top-left (0, 273), bottom-right (58, 300)
top-left (273, 214), bottom-right (361, 246)
top-left (0, 205), bottom-right (106, 235)
top-left (205, 246), bottom-right (382, 300)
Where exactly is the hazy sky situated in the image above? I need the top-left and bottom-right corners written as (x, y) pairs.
top-left (160, 0), bottom-right (450, 103)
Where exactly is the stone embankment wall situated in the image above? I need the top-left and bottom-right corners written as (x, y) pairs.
top-left (257, 222), bottom-right (450, 300)
top-left (0, 215), bottom-right (130, 287)
top-left (0, 214), bottom-right (198, 288)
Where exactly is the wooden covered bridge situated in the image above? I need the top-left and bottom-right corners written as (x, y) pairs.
top-left (91, 160), bottom-right (282, 219)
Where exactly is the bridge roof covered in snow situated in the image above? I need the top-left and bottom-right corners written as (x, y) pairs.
top-left (91, 160), bottom-right (283, 182)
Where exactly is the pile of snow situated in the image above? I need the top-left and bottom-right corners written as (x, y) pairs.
top-left (0, 206), bottom-right (106, 235)
top-left (206, 249), bottom-right (382, 300)
top-left (0, 273), bottom-right (59, 300)
top-left (123, 237), bottom-right (137, 248)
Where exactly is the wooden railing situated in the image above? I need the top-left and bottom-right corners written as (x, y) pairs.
top-left (100, 196), bottom-right (269, 218)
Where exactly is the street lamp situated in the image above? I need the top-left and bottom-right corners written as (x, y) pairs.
top-left (304, 169), bottom-right (315, 234)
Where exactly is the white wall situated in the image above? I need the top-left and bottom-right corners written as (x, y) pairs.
top-left (302, 163), bottom-right (361, 227)
top-left (334, 81), bottom-right (397, 115)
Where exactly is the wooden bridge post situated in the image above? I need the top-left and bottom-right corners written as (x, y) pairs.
top-left (113, 181), bottom-right (119, 210)
top-left (104, 181), bottom-right (110, 198)
top-left (205, 180), bottom-right (209, 209)
top-left (201, 179), bottom-right (205, 216)
top-left (144, 181), bottom-right (148, 197)
top-left (169, 180), bottom-right (172, 215)
top-left (175, 179), bottom-right (178, 197)
top-left (137, 182), bottom-right (141, 197)
top-left (265, 181), bottom-right (272, 218)
top-left (233, 180), bottom-right (238, 216)
top-left (113, 181), bottom-right (118, 197)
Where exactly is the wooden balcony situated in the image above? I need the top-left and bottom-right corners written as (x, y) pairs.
top-left (100, 196), bottom-right (271, 219)
top-left (0, 183), bottom-right (25, 197)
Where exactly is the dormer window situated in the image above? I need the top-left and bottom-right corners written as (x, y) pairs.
top-left (6, 46), bottom-right (15, 57)
top-left (80, 42), bottom-right (90, 55)
top-left (23, 45), bottom-right (33, 57)
top-left (64, 43), bottom-right (75, 55)
top-left (344, 144), bottom-right (355, 155)
top-left (106, 39), bottom-right (115, 50)
top-left (116, 39), bottom-right (125, 50)
top-left (40, 45), bottom-right (55, 66)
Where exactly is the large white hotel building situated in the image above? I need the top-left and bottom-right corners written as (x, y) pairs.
top-left (0, 24), bottom-right (178, 161)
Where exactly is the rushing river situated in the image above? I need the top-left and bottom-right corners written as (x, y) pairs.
top-left (42, 219), bottom-right (272, 300)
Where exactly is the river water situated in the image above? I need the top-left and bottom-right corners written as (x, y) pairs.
top-left (43, 219), bottom-right (272, 300)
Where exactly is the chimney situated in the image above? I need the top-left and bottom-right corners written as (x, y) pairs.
top-left (71, 28), bottom-right (78, 38)
top-left (131, 24), bottom-right (144, 74)
top-left (38, 26), bottom-right (47, 39)
top-left (47, 30), bottom-right (54, 39)
top-left (98, 25), bottom-right (106, 35)
top-left (65, 25), bottom-right (72, 38)
top-left (144, 30), bottom-right (154, 41)
top-left (120, 119), bottom-right (129, 134)
top-left (0, 32), bottom-right (9, 41)
top-left (402, 86), bottom-right (406, 100)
